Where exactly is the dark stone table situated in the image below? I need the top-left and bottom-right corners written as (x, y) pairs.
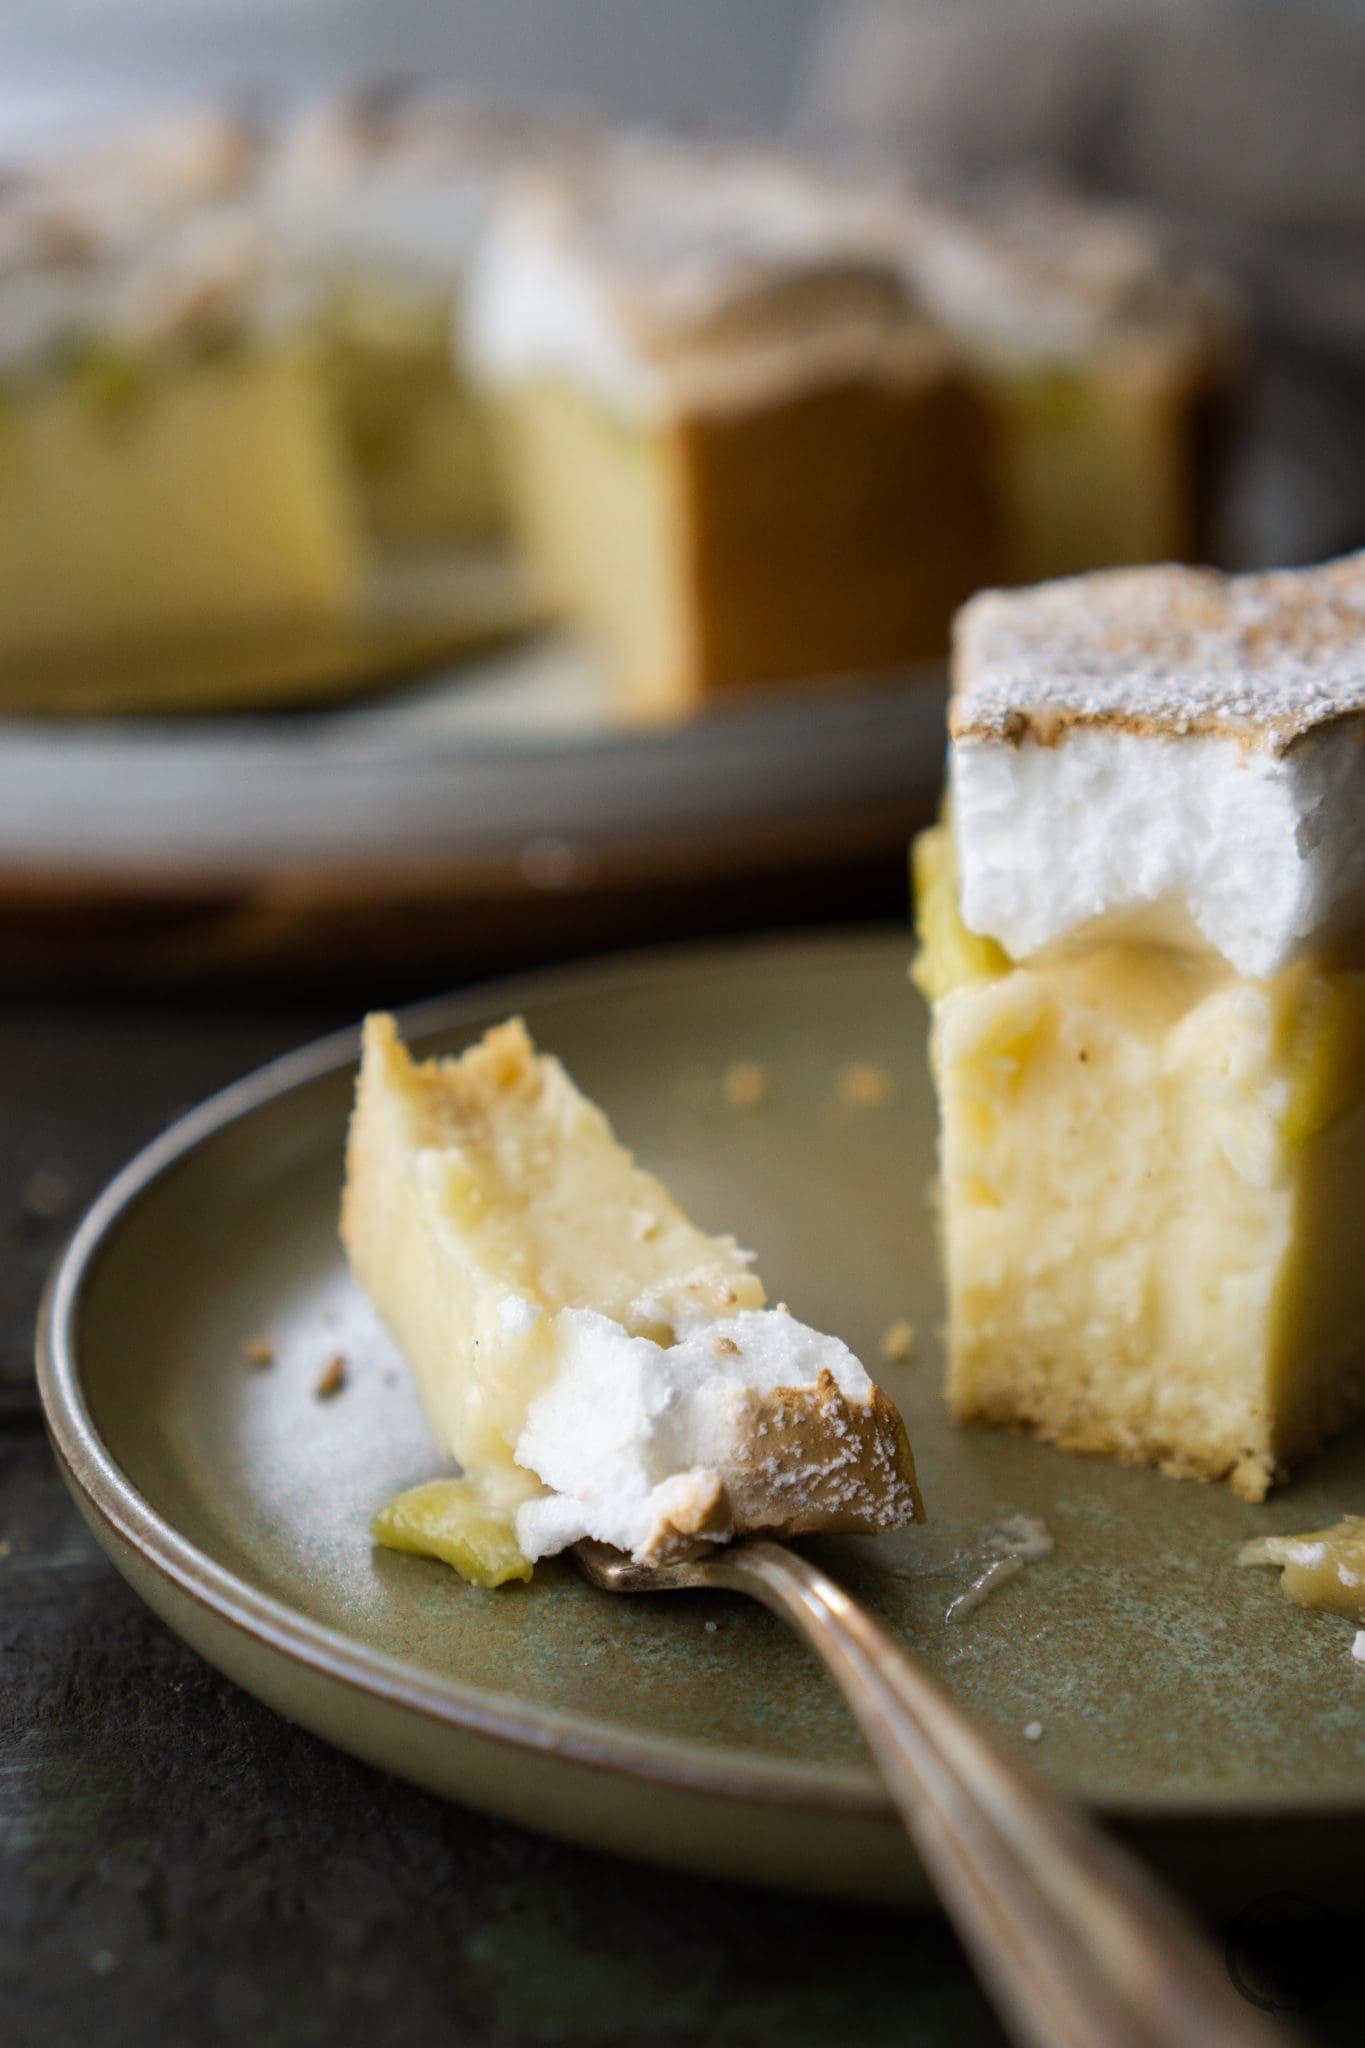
top-left (1, 979), bottom-right (1356, 2048)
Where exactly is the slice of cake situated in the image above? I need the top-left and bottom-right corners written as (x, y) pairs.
top-left (900, 181), bottom-right (1238, 584)
top-left (462, 140), bottom-right (999, 716)
top-left (264, 90), bottom-right (580, 549)
top-left (914, 554), bottom-right (1365, 1501)
top-left (0, 198), bottom-right (361, 670)
top-left (342, 1015), bottom-right (921, 1583)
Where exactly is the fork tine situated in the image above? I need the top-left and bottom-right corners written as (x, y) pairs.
top-left (571, 1539), bottom-right (719, 1592)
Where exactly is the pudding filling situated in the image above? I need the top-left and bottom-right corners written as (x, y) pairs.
top-left (916, 822), bottom-right (1365, 1500)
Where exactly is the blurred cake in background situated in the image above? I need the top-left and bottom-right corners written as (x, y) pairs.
top-left (263, 89), bottom-right (583, 550)
top-left (462, 139), bottom-right (999, 715)
top-left (464, 137), bottom-right (1239, 713)
top-left (897, 180), bottom-right (1239, 584)
top-left (0, 88), bottom-right (1242, 710)
top-left (1, 102), bottom-right (261, 241)
top-left (913, 551), bottom-right (1365, 1500)
top-left (0, 187), bottom-right (361, 667)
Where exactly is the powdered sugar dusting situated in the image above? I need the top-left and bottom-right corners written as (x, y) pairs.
top-left (953, 554), bottom-right (1365, 757)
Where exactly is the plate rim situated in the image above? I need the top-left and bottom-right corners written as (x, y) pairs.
top-left (0, 668), bottom-right (945, 880)
top-left (36, 929), bottom-right (1365, 1828)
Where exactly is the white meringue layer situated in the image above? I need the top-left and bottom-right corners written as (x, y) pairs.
top-left (951, 724), bottom-right (1365, 979)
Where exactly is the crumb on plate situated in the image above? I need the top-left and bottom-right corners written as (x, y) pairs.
top-left (836, 1062), bottom-right (894, 1109)
top-left (722, 1060), bottom-right (769, 1110)
top-left (316, 1353), bottom-right (348, 1400)
top-left (879, 1319), bottom-right (915, 1364)
top-left (243, 1337), bottom-right (274, 1368)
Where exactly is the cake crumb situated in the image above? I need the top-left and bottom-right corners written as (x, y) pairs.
top-left (316, 1354), bottom-right (348, 1400)
top-left (723, 1061), bottom-right (769, 1111)
top-left (243, 1337), bottom-right (274, 1368)
top-left (704, 1619), bottom-right (719, 1634)
top-left (1023, 1720), bottom-right (1045, 1742)
top-left (837, 1062), bottom-right (894, 1109)
top-left (712, 1335), bottom-right (741, 1357)
top-left (879, 1319), bottom-right (915, 1365)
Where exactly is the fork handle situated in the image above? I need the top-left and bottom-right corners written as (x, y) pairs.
top-left (710, 1541), bottom-right (1294, 2048)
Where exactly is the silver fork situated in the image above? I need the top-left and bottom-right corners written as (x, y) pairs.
top-left (573, 1537), bottom-right (1296, 2048)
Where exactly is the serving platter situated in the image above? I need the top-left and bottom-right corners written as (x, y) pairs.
top-left (0, 633), bottom-right (944, 977)
top-left (38, 933), bottom-right (1365, 1904)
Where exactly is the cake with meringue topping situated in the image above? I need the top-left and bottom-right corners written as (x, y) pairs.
top-left (898, 180), bottom-right (1238, 586)
top-left (914, 552), bottom-right (1365, 1500)
top-left (463, 140), bottom-right (1236, 712)
top-left (0, 191), bottom-right (360, 669)
top-left (462, 138), bottom-right (1000, 714)
top-left (342, 1014), bottom-right (921, 1582)
top-left (265, 89), bottom-right (583, 549)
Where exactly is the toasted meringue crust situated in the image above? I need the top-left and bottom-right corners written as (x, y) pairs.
top-left (721, 1371), bottom-right (921, 1544)
top-left (463, 140), bottom-right (945, 417)
top-left (464, 134), bottom-right (1232, 418)
top-left (900, 178), bottom-right (1234, 367)
top-left (952, 553), bottom-right (1365, 756)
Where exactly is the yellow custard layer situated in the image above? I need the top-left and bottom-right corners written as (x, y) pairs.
top-left (1240, 1516), bottom-right (1365, 1625)
top-left (373, 1478), bottom-right (533, 1589)
top-left (914, 824), bottom-right (1365, 1500)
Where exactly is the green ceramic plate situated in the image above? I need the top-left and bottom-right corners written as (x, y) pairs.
top-left (38, 934), bottom-right (1365, 1906)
